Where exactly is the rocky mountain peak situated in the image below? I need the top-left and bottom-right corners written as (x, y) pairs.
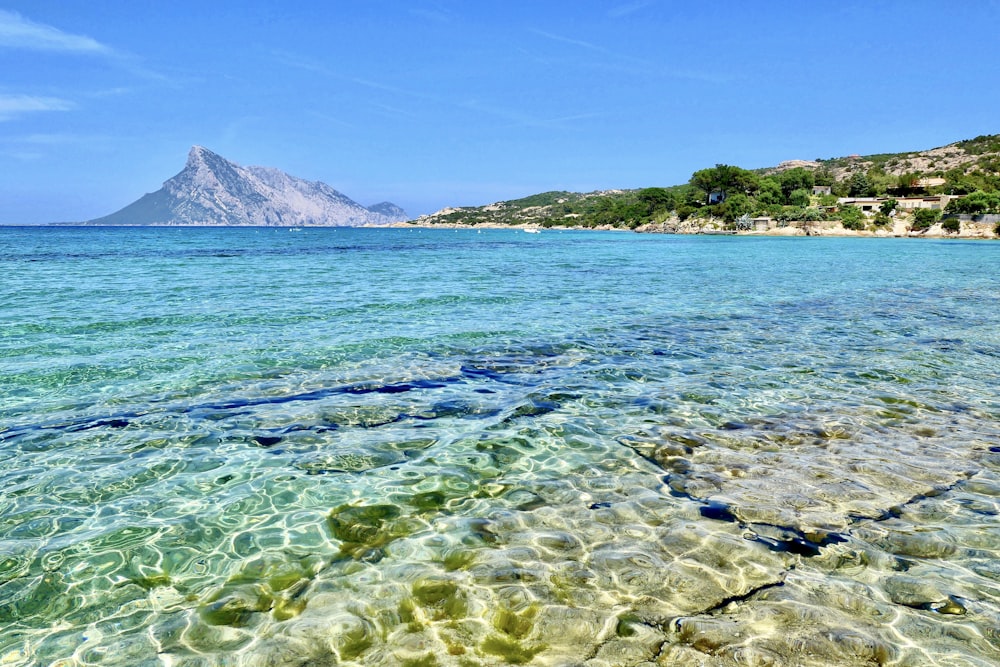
top-left (86, 147), bottom-right (408, 226)
top-left (187, 144), bottom-right (210, 164)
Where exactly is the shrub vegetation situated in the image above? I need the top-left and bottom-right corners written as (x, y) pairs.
top-left (418, 134), bottom-right (1000, 231)
top-left (838, 205), bottom-right (866, 230)
top-left (911, 208), bottom-right (942, 231)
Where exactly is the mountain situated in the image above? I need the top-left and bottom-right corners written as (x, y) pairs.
top-left (365, 201), bottom-right (408, 219)
top-left (86, 146), bottom-right (408, 226)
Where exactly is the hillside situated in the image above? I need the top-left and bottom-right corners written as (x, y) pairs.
top-left (408, 134), bottom-right (1000, 234)
top-left (810, 134), bottom-right (1000, 184)
top-left (408, 190), bottom-right (644, 229)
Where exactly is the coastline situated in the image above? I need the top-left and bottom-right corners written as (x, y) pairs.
top-left (389, 218), bottom-right (999, 239)
top-left (12, 219), bottom-right (996, 239)
top-left (642, 216), bottom-right (999, 239)
top-left (387, 221), bottom-right (630, 232)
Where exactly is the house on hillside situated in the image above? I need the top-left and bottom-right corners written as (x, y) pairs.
top-left (837, 194), bottom-right (959, 215)
top-left (894, 195), bottom-right (953, 210)
top-left (708, 190), bottom-right (726, 205)
top-left (812, 185), bottom-right (832, 196)
top-left (837, 197), bottom-right (883, 213)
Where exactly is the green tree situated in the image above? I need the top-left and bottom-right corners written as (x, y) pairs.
top-left (776, 206), bottom-right (808, 222)
top-left (636, 187), bottom-right (675, 216)
top-left (848, 172), bottom-right (873, 197)
top-left (879, 199), bottom-right (898, 216)
top-left (690, 164), bottom-right (760, 203)
top-left (895, 173), bottom-right (921, 194)
top-left (778, 168), bottom-right (815, 199)
top-left (813, 168), bottom-right (835, 186)
top-left (756, 177), bottom-right (784, 206)
top-left (838, 205), bottom-right (866, 230)
top-left (911, 208), bottom-right (942, 230)
top-left (717, 192), bottom-right (753, 222)
top-left (946, 190), bottom-right (1000, 214)
top-left (788, 188), bottom-right (811, 207)
top-left (679, 185), bottom-right (704, 207)
top-left (867, 168), bottom-right (894, 196)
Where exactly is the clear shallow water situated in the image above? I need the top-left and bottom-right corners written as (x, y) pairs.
top-left (1, 226), bottom-right (999, 666)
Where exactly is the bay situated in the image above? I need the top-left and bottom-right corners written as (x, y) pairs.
top-left (1, 226), bottom-right (999, 666)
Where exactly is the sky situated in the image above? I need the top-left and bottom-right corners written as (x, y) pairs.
top-left (1, 1), bottom-right (999, 223)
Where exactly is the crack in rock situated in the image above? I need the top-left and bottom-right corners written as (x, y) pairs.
top-left (617, 435), bottom-right (981, 560)
top-left (648, 573), bottom-right (789, 661)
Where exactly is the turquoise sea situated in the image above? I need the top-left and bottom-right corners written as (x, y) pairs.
top-left (2, 226), bottom-right (999, 666)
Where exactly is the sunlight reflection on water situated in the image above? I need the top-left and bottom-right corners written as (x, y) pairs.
top-left (1, 228), bottom-right (999, 665)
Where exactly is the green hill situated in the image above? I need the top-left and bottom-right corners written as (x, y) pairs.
top-left (409, 134), bottom-right (1000, 230)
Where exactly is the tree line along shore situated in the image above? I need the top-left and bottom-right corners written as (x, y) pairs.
top-left (407, 134), bottom-right (1000, 238)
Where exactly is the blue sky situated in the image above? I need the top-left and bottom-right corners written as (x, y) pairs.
top-left (2, 1), bottom-right (999, 223)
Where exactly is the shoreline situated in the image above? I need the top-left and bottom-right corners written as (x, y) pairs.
top-left (7, 221), bottom-right (996, 239)
top-left (390, 219), bottom-right (999, 239)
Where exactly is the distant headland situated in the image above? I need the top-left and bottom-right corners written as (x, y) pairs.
top-left (405, 134), bottom-right (1000, 239)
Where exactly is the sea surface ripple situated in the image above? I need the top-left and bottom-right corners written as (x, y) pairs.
top-left (1, 227), bottom-right (999, 666)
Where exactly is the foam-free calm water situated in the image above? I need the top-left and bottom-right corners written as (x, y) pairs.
top-left (2, 227), bottom-right (999, 666)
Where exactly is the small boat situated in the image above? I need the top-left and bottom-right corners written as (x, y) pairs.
top-left (524, 228), bottom-right (541, 234)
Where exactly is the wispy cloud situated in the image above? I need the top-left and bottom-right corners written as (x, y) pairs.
top-left (84, 86), bottom-right (138, 99)
top-left (529, 27), bottom-right (653, 72)
top-left (271, 50), bottom-right (327, 75)
top-left (0, 131), bottom-right (110, 159)
top-left (0, 10), bottom-right (168, 82)
top-left (459, 99), bottom-right (606, 131)
top-left (530, 26), bottom-right (729, 84)
top-left (608, 1), bottom-right (656, 18)
top-left (1, 150), bottom-right (43, 161)
top-left (308, 110), bottom-right (357, 128)
top-left (273, 49), bottom-right (600, 131)
top-left (408, 7), bottom-right (454, 24)
top-left (0, 9), bottom-right (112, 54)
top-left (272, 50), bottom-right (438, 103)
top-left (1, 132), bottom-right (110, 147)
top-left (0, 94), bottom-right (75, 121)
top-left (529, 28), bottom-right (605, 53)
